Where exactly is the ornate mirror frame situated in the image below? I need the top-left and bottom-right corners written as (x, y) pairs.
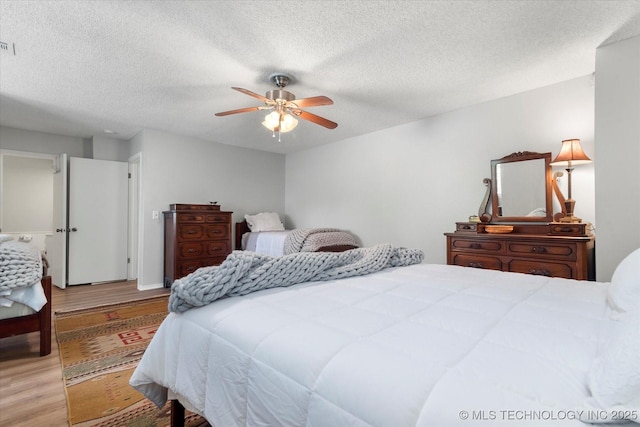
top-left (479, 151), bottom-right (553, 223)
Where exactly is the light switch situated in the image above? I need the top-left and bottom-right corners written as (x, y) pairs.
top-left (152, 210), bottom-right (159, 220)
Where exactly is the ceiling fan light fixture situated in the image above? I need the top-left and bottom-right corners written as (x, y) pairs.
top-left (262, 111), bottom-right (298, 133)
top-left (216, 72), bottom-right (337, 139)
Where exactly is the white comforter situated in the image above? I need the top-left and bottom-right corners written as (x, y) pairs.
top-left (131, 263), bottom-right (618, 426)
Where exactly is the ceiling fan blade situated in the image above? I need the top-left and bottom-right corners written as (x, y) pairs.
top-left (215, 106), bottom-right (262, 116)
top-left (290, 96), bottom-right (334, 108)
top-left (293, 109), bottom-right (338, 129)
top-left (232, 87), bottom-right (272, 103)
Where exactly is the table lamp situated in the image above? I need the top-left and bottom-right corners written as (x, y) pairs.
top-left (550, 139), bottom-right (592, 223)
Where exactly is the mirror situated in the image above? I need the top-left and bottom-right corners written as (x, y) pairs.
top-left (480, 151), bottom-right (553, 223)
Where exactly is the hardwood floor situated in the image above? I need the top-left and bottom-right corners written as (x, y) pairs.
top-left (0, 280), bottom-right (170, 426)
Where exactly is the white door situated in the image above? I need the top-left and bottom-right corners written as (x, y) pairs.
top-left (68, 157), bottom-right (128, 285)
top-left (48, 154), bottom-right (67, 289)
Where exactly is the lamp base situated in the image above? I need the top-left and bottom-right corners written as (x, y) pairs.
top-left (558, 215), bottom-right (583, 223)
top-left (559, 198), bottom-right (582, 223)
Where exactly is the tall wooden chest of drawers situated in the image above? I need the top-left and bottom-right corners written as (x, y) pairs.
top-left (445, 222), bottom-right (595, 281)
top-left (163, 204), bottom-right (232, 287)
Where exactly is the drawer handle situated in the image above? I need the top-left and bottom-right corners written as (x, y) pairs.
top-left (187, 248), bottom-right (197, 253)
top-left (531, 246), bottom-right (547, 254)
top-left (561, 227), bottom-right (573, 232)
top-left (211, 230), bottom-right (221, 234)
top-left (470, 243), bottom-right (482, 249)
top-left (468, 262), bottom-right (484, 268)
top-left (187, 230), bottom-right (198, 234)
top-left (211, 247), bottom-right (221, 252)
top-left (186, 266), bottom-right (196, 272)
top-left (461, 225), bottom-right (471, 230)
top-left (529, 269), bottom-right (551, 276)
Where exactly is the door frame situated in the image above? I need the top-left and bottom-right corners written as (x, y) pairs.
top-left (128, 152), bottom-right (142, 281)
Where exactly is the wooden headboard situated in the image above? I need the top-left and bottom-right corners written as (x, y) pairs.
top-left (235, 220), bottom-right (251, 250)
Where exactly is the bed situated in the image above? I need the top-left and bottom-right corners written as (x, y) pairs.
top-left (236, 212), bottom-right (359, 255)
top-left (0, 237), bottom-right (52, 356)
top-left (131, 246), bottom-right (640, 426)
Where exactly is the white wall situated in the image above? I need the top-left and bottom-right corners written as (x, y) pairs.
top-left (0, 125), bottom-right (84, 156)
top-left (2, 155), bottom-right (53, 232)
top-left (286, 75), bottom-right (595, 265)
top-left (595, 35), bottom-right (640, 281)
top-left (134, 129), bottom-right (285, 288)
top-left (92, 135), bottom-right (130, 161)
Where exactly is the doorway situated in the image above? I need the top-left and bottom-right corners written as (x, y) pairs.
top-left (1, 150), bottom-right (142, 289)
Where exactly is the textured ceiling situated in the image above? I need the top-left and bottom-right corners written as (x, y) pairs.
top-left (1, 1), bottom-right (640, 154)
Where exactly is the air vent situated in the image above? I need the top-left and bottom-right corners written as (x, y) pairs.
top-left (0, 41), bottom-right (16, 55)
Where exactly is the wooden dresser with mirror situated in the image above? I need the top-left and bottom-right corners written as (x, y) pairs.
top-left (445, 151), bottom-right (595, 280)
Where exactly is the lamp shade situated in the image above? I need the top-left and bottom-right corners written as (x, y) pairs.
top-left (262, 111), bottom-right (298, 133)
top-left (550, 139), bottom-right (592, 166)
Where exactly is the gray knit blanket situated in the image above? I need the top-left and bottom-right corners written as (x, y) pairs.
top-left (0, 241), bottom-right (43, 291)
top-left (284, 228), bottom-right (358, 254)
top-left (169, 243), bottom-right (423, 313)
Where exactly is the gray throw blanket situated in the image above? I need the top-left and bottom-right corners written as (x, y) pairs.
top-left (284, 228), bottom-right (358, 254)
top-left (0, 241), bottom-right (43, 291)
top-left (169, 243), bottom-right (424, 313)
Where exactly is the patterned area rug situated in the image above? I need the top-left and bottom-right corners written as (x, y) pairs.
top-left (55, 297), bottom-right (210, 427)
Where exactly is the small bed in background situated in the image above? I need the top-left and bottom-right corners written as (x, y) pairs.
top-left (0, 236), bottom-right (52, 356)
top-left (131, 245), bottom-right (640, 427)
top-left (236, 212), bottom-right (359, 255)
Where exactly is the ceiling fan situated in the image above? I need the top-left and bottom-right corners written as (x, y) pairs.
top-left (215, 73), bottom-right (338, 140)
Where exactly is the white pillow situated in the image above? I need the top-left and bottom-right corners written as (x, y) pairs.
top-left (0, 234), bottom-right (14, 243)
top-left (244, 212), bottom-right (285, 232)
top-left (585, 307), bottom-right (640, 423)
top-left (608, 248), bottom-right (640, 313)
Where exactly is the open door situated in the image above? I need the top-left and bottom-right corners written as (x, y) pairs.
top-left (67, 157), bottom-right (128, 285)
top-left (48, 153), bottom-right (67, 289)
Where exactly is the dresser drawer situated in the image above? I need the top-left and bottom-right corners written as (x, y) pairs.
top-left (456, 222), bottom-right (479, 233)
top-left (205, 224), bottom-right (229, 239)
top-left (177, 260), bottom-right (201, 277)
top-left (176, 241), bottom-right (230, 259)
top-left (177, 213), bottom-right (206, 223)
top-left (206, 214), bottom-right (230, 223)
top-left (450, 238), bottom-right (503, 253)
top-left (207, 241), bottom-right (230, 256)
top-left (549, 223), bottom-right (589, 236)
top-left (179, 242), bottom-right (204, 258)
top-left (507, 259), bottom-right (574, 279)
top-left (177, 256), bottom-right (227, 277)
top-left (179, 224), bottom-right (204, 240)
top-left (451, 254), bottom-right (502, 271)
top-left (507, 242), bottom-right (576, 260)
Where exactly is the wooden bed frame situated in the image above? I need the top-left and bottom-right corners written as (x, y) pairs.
top-left (235, 220), bottom-right (358, 252)
top-left (0, 275), bottom-right (52, 356)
